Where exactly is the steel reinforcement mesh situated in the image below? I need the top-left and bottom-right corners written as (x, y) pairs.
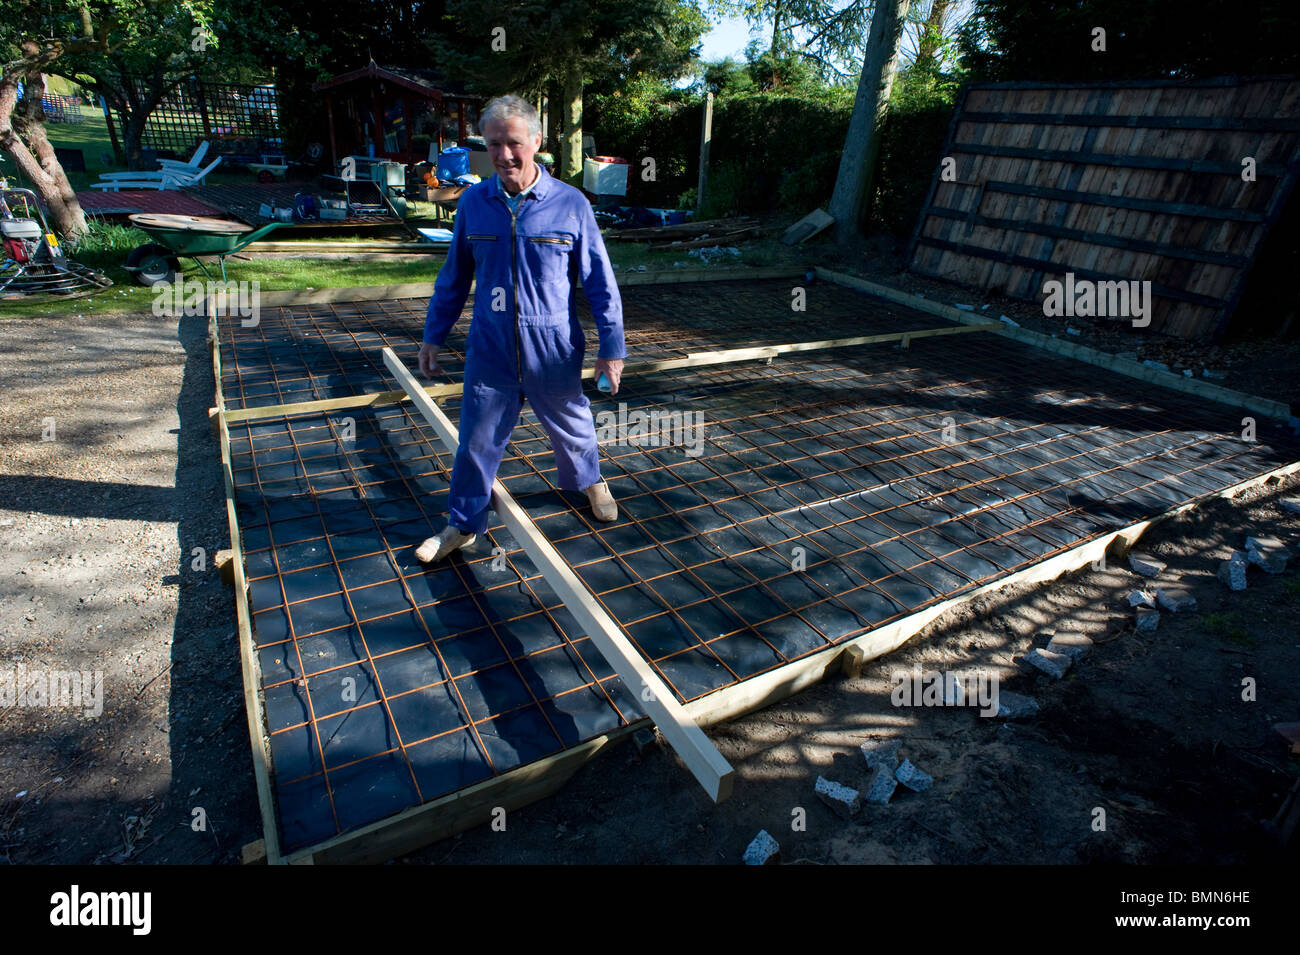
top-left (219, 279), bottom-right (1299, 853)
top-left (216, 279), bottom-right (946, 411)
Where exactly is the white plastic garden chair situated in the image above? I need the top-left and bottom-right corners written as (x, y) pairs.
top-left (90, 156), bottom-right (222, 191)
top-left (90, 142), bottom-right (212, 190)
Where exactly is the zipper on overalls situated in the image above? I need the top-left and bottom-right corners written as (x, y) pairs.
top-left (491, 190), bottom-right (524, 384)
top-left (510, 200), bottom-right (522, 384)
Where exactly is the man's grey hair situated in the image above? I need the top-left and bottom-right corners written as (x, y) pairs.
top-left (479, 94), bottom-right (542, 140)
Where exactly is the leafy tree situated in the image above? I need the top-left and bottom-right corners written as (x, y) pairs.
top-left (957, 0), bottom-right (1300, 81)
top-left (707, 0), bottom-right (877, 84)
top-left (428, 0), bottom-right (708, 180)
top-left (0, 1), bottom-right (217, 237)
top-left (44, 1), bottom-right (218, 170)
top-left (696, 56), bottom-right (757, 95)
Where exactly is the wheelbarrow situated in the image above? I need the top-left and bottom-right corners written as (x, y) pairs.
top-left (125, 213), bottom-right (290, 285)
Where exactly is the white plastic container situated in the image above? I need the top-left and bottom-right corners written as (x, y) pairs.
top-left (582, 156), bottom-right (629, 196)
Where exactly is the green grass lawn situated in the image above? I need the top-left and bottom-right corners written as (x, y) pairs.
top-left (0, 228), bottom-right (809, 320)
top-left (2, 114), bottom-right (811, 317)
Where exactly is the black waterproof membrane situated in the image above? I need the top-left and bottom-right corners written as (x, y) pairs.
top-left (219, 279), bottom-right (1299, 853)
top-left (216, 279), bottom-right (947, 410)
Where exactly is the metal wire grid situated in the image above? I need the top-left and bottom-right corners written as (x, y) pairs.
top-left (455, 335), bottom-right (1293, 706)
top-left (215, 280), bottom-right (945, 411)
top-left (230, 403), bottom-right (643, 851)
top-left (218, 279), bottom-right (1297, 851)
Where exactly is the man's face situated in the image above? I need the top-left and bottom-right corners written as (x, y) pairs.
top-left (483, 115), bottom-right (541, 194)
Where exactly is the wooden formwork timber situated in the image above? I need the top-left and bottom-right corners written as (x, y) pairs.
top-left (251, 452), bottom-right (1300, 864)
top-left (814, 267), bottom-right (1293, 421)
top-left (198, 266), bottom-right (808, 312)
top-left (383, 346), bottom-right (736, 803)
top-left (211, 272), bottom-right (1298, 864)
top-left (217, 320), bottom-right (1000, 425)
top-left (217, 403), bottom-right (284, 866)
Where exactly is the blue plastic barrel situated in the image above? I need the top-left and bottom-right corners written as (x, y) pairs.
top-left (437, 146), bottom-right (471, 182)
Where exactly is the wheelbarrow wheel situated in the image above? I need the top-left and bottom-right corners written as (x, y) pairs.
top-left (126, 244), bottom-right (181, 287)
top-left (257, 169), bottom-right (275, 184)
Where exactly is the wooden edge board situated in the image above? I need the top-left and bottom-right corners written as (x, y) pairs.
top-left (222, 388), bottom-right (429, 424)
top-left (217, 411), bottom-right (284, 865)
top-left (250, 242), bottom-right (442, 253)
top-left (220, 322), bottom-right (993, 424)
top-left (814, 266), bottom-right (1293, 420)
top-left (381, 346), bottom-right (735, 803)
top-left (208, 303), bottom-right (226, 414)
top-left (265, 441), bottom-right (1300, 865)
top-left (282, 726), bottom-right (639, 864)
top-left (198, 266), bottom-right (807, 311)
top-left (684, 455), bottom-right (1300, 727)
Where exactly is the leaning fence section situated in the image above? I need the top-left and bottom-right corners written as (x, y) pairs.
top-left (907, 77), bottom-right (1300, 341)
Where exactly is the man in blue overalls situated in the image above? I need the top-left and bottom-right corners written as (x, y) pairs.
top-left (415, 95), bottom-right (625, 563)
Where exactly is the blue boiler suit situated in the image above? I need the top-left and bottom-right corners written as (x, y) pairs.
top-left (423, 163), bottom-right (626, 535)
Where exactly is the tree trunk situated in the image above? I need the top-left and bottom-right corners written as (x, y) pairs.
top-left (828, 0), bottom-right (912, 239)
top-left (0, 52), bottom-right (88, 240)
top-left (560, 61), bottom-right (583, 182)
top-left (914, 0), bottom-right (953, 73)
top-left (545, 75), bottom-right (562, 159)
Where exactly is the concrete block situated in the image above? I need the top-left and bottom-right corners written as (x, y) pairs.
top-left (1278, 498), bottom-right (1300, 516)
top-left (1156, 584), bottom-right (1198, 613)
top-left (1245, 535), bottom-right (1290, 575)
top-left (995, 691), bottom-right (1040, 719)
top-left (214, 548), bottom-right (236, 587)
top-left (1128, 552), bottom-right (1167, 577)
top-left (864, 764), bottom-right (898, 805)
top-left (1024, 647), bottom-right (1072, 679)
top-left (1127, 590), bottom-right (1156, 608)
top-left (1135, 607), bottom-right (1160, 633)
top-left (633, 727), bottom-right (656, 755)
top-left (742, 829), bottom-right (781, 865)
top-left (1047, 632), bottom-right (1094, 661)
top-left (860, 738), bottom-right (901, 770)
top-left (815, 776), bottom-right (861, 818)
top-left (1217, 550), bottom-right (1249, 592)
top-left (895, 759), bottom-right (933, 792)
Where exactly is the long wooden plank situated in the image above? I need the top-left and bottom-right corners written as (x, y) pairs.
top-left (216, 411), bottom-right (284, 865)
top-left (946, 142), bottom-right (1290, 178)
top-left (382, 346), bottom-right (735, 802)
top-left (230, 267), bottom-right (805, 309)
top-left (912, 235), bottom-right (1228, 309)
top-left (271, 435), bottom-right (1300, 864)
top-left (283, 727), bottom-right (638, 864)
top-left (985, 180), bottom-right (1270, 223)
top-left (923, 204), bottom-right (1252, 267)
top-left (958, 111), bottom-right (1300, 132)
top-left (685, 455), bottom-right (1300, 727)
top-left (815, 267), bottom-right (1292, 419)
top-left (219, 323), bottom-right (997, 424)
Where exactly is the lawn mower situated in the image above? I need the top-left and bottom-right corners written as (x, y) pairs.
top-left (0, 181), bottom-right (113, 298)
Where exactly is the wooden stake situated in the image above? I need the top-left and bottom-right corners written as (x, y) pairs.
top-left (697, 91), bottom-right (713, 216)
top-left (382, 346), bottom-right (735, 803)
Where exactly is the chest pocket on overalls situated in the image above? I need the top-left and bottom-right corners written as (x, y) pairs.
top-left (467, 233), bottom-right (499, 270)
top-left (523, 233), bottom-right (574, 287)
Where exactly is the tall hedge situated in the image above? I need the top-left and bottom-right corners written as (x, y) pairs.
top-left (586, 69), bottom-right (961, 235)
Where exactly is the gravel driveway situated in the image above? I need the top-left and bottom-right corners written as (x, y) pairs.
top-left (0, 307), bottom-right (259, 864)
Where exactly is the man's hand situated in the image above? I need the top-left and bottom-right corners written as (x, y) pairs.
top-left (593, 357), bottom-right (624, 396)
top-left (418, 342), bottom-right (442, 378)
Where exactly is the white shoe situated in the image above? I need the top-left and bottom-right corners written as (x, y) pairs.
top-left (415, 525), bottom-right (477, 563)
top-left (584, 480), bottom-right (617, 522)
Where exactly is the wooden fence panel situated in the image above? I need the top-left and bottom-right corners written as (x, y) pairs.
top-left (907, 77), bottom-right (1300, 341)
